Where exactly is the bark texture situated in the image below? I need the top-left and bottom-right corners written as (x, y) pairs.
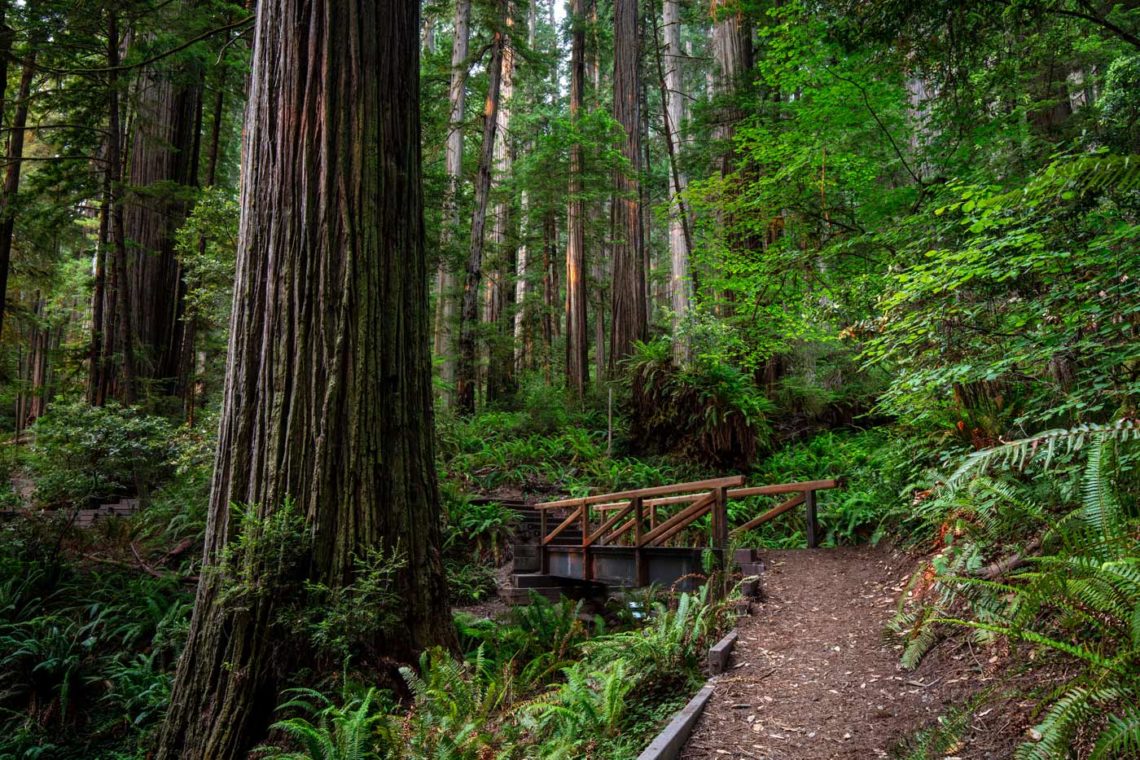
top-left (710, 0), bottom-right (752, 174)
top-left (609, 0), bottom-right (647, 370)
top-left (89, 12), bottom-right (138, 405)
top-left (565, 0), bottom-right (589, 398)
top-left (0, 45), bottom-right (35, 339)
top-left (457, 0), bottom-right (507, 414)
top-left (432, 0), bottom-right (471, 405)
top-left (486, 5), bottom-right (516, 403)
top-left (661, 0), bottom-right (692, 364)
top-left (156, 0), bottom-right (452, 756)
top-left (122, 51), bottom-right (203, 391)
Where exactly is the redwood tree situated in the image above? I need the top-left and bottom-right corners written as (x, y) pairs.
top-left (609, 0), bottom-right (647, 369)
top-left (456, 0), bottom-right (507, 414)
top-left (156, 0), bottom-right (452, 756)
top-left (565, 0), bottom-right (589, 398)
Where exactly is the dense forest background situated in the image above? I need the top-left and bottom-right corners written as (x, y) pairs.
top-left (0, 0), bottom-right (1136, 757)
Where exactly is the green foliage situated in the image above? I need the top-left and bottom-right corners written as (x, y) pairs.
top-left (262, 587), bottom-right (730, 759)
top-left (863, 154), bottom-right (1140, 435)
top-left (626, 338), bottom-right (774, 468)
top-left (261, 687), bottom-right (396, 760)
top-left (739, 429), bottom-right (936, 546)
top-left (216, 499), bottom-right (310, 610)
top-left (174, 187), bottom-right (239, 331)
top-left (892, 428), bottom-right (1140, 757)
top-left (0, 513), bottom-right (193, 757)
top-left (295, 548), bottom-right (407, 667)
top-left (441, 488), bottom-right (518, 564)
top-left (27, 401), bottom-right (175, 508)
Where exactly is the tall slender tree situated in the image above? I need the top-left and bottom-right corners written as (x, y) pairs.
top-left (0, 38), bottom-right (36, 340)
top-left (609, 0), bottom-right (647, 369)
top-left (156, 0), bottom-right (453, 755)
top-left (486, 3), bottom-right (516, 403)
top-left (659, 0), bottom-right (692, 363)
top-left (565, 0), bottom-right (589, 398)
top-left (433, 0), bottom-right (472, 406)
top-left (512, 0), bottom-right (537, 372)
top-left (457, 0), bottom-right (508, 414)
top-left (710, 0), bottom-right (752, 175)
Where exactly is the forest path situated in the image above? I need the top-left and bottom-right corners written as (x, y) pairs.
top-left (682, 546), bottom-right (988, 759)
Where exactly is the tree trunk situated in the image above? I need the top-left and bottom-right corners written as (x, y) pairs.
top-left (123, 47), bottom-right (203, 393)
top-left (710, 0), bottom-right (752, 175)
top-left (457, 0), bottom-right (507, 414)
top-left (512, 3), bottom-right (536, 374)
top-left (609, 0), bottom-right (647, 370)
top-left (541, 210), bottom-right (556, 382)
top-left (156, 0), bottom-right (453, 756)
top-left (0, 45), bottom-right (36, 339)
top-left (659, 0), bottom-right (691, 364)
top-left (433, 0), bottom-right (471, 407)
top-left (89, 11), bottom-right (138, 405)
top-left (487, 4), bottom-right (516, 404)
top-left (181, 61), bottom-right (230, 423)
top-left (0, 3), bottom-right (12, 128)
top-left (565, 0), bottom-right (589, 399)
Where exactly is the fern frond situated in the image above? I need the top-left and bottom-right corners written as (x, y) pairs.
top-left (1092, 703), bottom-right (1140, 760)
top-left (948, 420), bottom-right (1140, 487)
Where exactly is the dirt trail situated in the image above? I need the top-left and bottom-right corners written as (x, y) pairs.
top-left (682, 546), bottom-right (1009, 759)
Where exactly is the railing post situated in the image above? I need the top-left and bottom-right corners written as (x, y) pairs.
top-left (581, 500), bottom-right (593, 581)
top-left (540, 507), bottom-right (549, 574)
top-left (633, 496), bottom-right (646, 586)
top-left (805, 489), bottom-right (819, 548)
top-left (714, 486), bottom-right (729, 565)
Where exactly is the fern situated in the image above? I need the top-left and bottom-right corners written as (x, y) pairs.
top-left (1092, 704), bottom-right (1140, 760)
top-left (260, 687), bottom-right (391, 760)
top-left (948, 420), bottom-right (1140, 487)
top-left (904, 421), bottom-right (1140, 759)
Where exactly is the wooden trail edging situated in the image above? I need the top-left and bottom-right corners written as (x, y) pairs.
top-left (638, 629), bottom-right (740, 760)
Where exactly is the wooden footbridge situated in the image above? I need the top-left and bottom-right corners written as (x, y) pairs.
top-left (505, 476), bottom-right (839, 602)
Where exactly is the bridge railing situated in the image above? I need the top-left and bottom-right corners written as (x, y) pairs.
top-left (533, 477), bottom-right (840, 581)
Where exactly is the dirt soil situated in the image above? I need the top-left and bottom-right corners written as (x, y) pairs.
top-left (682, 546), bottom-right (1027, 759)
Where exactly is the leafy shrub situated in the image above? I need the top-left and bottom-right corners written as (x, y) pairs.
top-left (261, 686), bottom-right (397, 760)
top-left (442, 488), bottom-right (518, 564)
top-left (28, 401), bottom-right (175, 508)
top-left (443, 559), bottom-right (498, 605)
top-left (294, 548), bottom-right (407, 667)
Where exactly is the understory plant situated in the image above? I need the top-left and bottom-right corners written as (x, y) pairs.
top-left (626, 337), bottom-right (773, 469)
top-left (891, 421), bottom-right (1140, 759)
top-left (260, 585), bottom-right (732, 759)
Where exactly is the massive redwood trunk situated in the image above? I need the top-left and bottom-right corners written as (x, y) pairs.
top-left (122, 52), bottom-right (203, 392)
top-left (156, 0), bottom-right (453, 756)
top-left (565, 0), bottom-right (589, 398)
top-left (609, 0), bottom-right (647, 370)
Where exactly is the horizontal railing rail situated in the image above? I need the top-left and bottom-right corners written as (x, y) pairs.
top-left (534, 477), bottom-right (841, 582)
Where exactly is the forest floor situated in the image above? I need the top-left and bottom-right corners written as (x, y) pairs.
top-left (681, 546), bottom-right (1031, 759)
